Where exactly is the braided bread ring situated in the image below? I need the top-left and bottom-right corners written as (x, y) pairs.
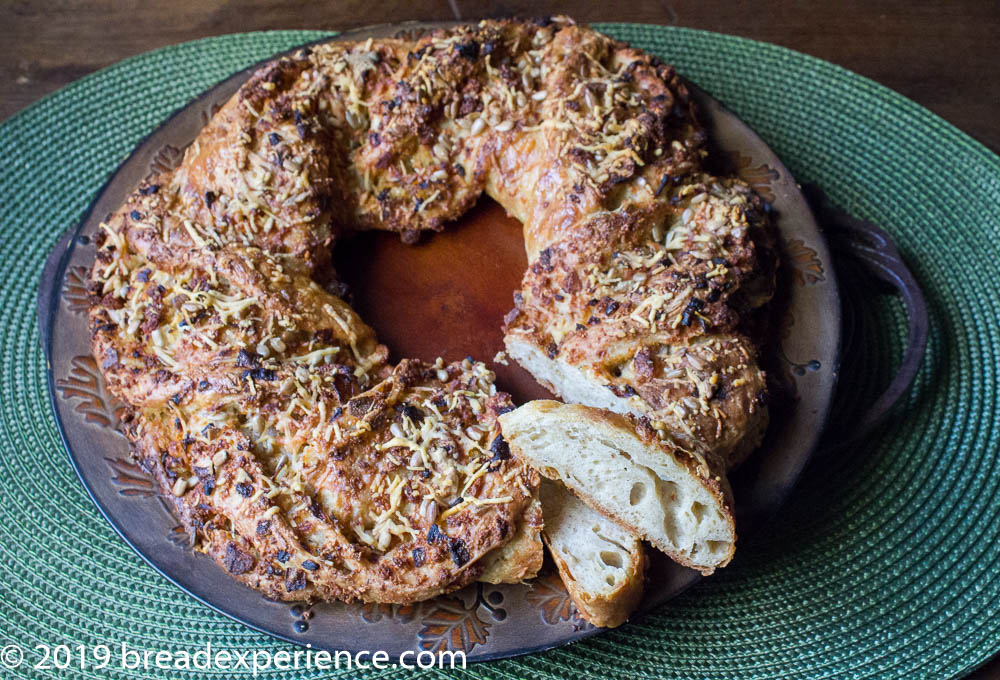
top-left (88, 17), bottom-right (775, 603)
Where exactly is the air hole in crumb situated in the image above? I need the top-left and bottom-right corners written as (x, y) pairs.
top-left (707, 540), bottom-right (728, 554)
top-left (656, 479), bottom-right (679, 502)
top-left (600, 551), bottom-right (623, 569)
top-left (629, 482), bottom-right (646, 506)
top-left (605, 575), bottom-right (617, 586)
top-left (691, 501), bottom-right (707, 523)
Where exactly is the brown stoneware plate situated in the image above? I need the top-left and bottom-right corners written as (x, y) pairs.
top-left (37, 22), bottom-right (841, 662)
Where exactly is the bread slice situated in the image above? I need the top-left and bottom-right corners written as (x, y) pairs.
top-left (505, 338), bottom-right (629, 417)
top-left (504, 334), bottom-right (768, 471)
top-left (540, 478), bottom-right (645, 627)
top-left (479, 493), bottom-right (544, 583)
top-left (499, 400), bottom-right (736, 573)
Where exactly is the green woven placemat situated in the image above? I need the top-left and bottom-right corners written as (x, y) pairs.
top-left (1, 23), bottom-right (998, 680)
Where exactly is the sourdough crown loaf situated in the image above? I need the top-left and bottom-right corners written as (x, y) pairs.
top-left (88, 16), bottom-right (775, 604)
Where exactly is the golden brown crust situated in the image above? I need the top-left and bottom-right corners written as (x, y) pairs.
top-left (503, 174), bottom-right (775, 471)
top-left (88, 16), bottom-right (774, 603)
top-left (478, 493), bottom-right (543, 583)
top-left (121, 356), bottom-right (538, 603)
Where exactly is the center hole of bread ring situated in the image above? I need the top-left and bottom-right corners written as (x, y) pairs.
top-left (335, 200), bottom-right (554, 404)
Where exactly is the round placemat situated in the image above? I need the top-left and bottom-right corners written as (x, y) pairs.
top-left (1, 23), bottom-right (997, 680)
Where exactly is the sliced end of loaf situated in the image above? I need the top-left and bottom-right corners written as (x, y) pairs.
top-left (505, 335), bottom-right (768, 472)
top-left (500, 400), bottom-right (736, 573)
top-left (506, 338), bottom-right (633, 416)
top-left (540, 478), bottom-right (645, 627)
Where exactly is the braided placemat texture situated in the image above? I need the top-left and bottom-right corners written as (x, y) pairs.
top-left (1, 22), bottom-right (998, 679)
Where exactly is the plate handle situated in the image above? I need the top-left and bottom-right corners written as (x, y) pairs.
top-left (804, 185), bottom-right (929, 453)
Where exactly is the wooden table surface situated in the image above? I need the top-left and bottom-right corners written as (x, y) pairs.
top-left (4, 1), bottom-right (999, 677)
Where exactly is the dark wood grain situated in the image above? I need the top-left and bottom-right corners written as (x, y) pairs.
top-left (4, 2), bottom-right (999, 677)
top-left (3, 0), bottom-right (998, 156)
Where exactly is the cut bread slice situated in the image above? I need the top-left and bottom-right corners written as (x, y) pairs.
top-left (504, 335), bottom-right (768, 471)
top-left (505, 339), bottom-right (627, 416)
top-left (540, 478), bottom-right (645, 627)
top-left (499, 400), bottom-right (736, 573)
top-left (479, 493), bottom-right (544, 583)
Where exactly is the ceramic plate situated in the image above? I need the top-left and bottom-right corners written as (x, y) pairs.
top-left (38, 21), bottom-right (840, 662)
